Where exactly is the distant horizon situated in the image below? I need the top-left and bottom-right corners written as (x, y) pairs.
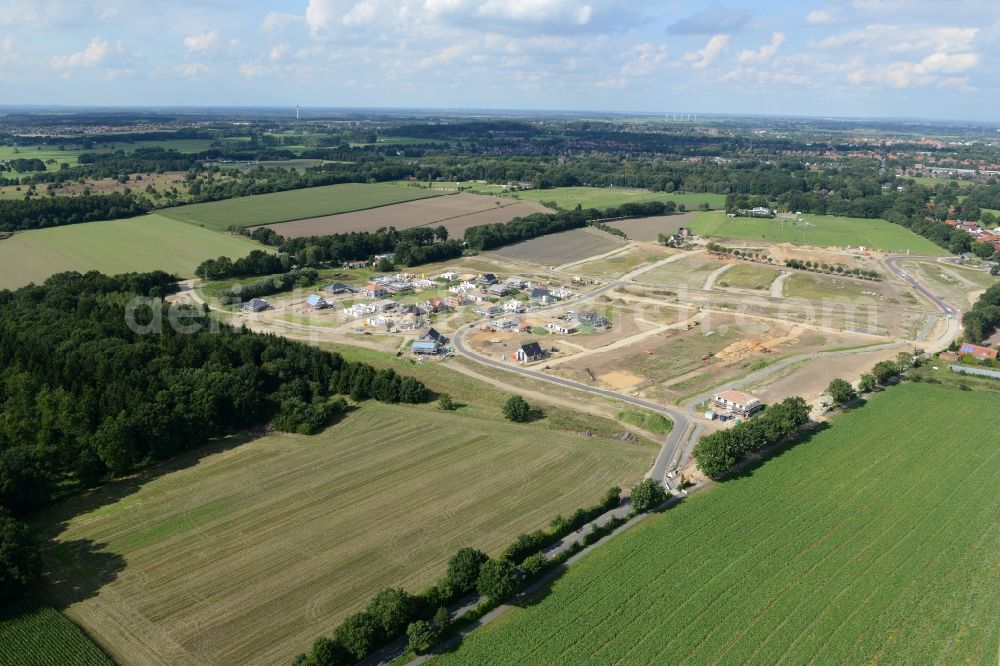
top-left (0, 104), bottom-right (997, 129)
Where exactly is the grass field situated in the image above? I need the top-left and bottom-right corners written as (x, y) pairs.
top-left (783, 273), bottom-right (883, 305)
top-left (435, 383), bottom-right (1000, 665)
top-left (688, 211), bottom-right (949, 255)
top-left (158, 183), bottom-right (446, 230)
top-left (0, 604), bottom-right (112, 666)
top-left (716, 263), bottom-right (781, 290)
top-left (0, 139), bottom-right (216, 176)
top-left (39, 400), bottom-right (650, 666)
top-left (511, 187), bottom-right (726, 211)
top-left (0, 214), bottom-right (263, 289)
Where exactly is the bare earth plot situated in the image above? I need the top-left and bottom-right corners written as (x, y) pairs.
top-left (489, 227), bottom-right (627, 266)
top-left (258, 194), bottom-right (550, 238)
top-left (38, 403), bottom-right (648, 666)
top-left (605, 213), bottom-right (696, 242)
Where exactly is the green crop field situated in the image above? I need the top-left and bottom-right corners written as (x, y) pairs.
top-left (688, 211), bottom-right (948, 255)
top-left (38, 398), bottom-right (650, 666)
top-left (158, 183), bottom-right (447, 230)
top-left (0, 604), bottom-right (112, 666)
top-left (436, 383), bottom-right (1000, 665)
top-left (0, 214), bottom-right (264, 289)
top-left (511, 187), bottom-right (726, 211)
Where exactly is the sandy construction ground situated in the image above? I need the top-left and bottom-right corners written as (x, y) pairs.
top-left (606, 213), bottom-right (696, 242)
top-left (257, 193), bottom-right (550, 237)
top-left (489, 227), bottom-right (627, 266)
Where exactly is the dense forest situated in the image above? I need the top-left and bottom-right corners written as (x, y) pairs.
top-left (0, 192), bottom-right (150, 232)
top-left (0, 271), bottom-right (430, 602)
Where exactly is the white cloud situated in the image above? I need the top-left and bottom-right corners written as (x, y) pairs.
top-left (806, 10), bottom-right (834, 24)
top-left (848, 51), bottom-right (979, 88)
top-left (184, 30), bottom-right (218, 54)
top-left (418, 43), bottom-right (467, 68)
top-left (737, 32), bottom-right (784, 64)
top-left (270, 44), bottom-right (291, 61)
top-left (261, 11), bottom-right (305, 32)
top-left (683, 34), bottom-right (729, 69)
top-left (620, 43), bottom-right (671, 78)
top-left (51, 36), bottom-right (109, 69)
top-left (812, 25), bottom-right (978, 54)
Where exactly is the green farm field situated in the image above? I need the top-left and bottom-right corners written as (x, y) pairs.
top-left (158, 183), bottom-right (446, 230)
top-left (435, 382), bottom-right (1000, 665)
top-left (0, 214), bottom-right (264, 289)
top-left (689, 211), bottom-right (949, 254)
top-left (39, 401), bottom-right (650, 666)
top-left (0, 604), bottom-right (112, 666)
top-left (511, 187), bottom-right (726, 211)
top-left (0, 139), bottom-right (216, 176)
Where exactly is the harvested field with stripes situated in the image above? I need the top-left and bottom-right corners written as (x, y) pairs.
top-left (258, 193), bottom-right (550, 238)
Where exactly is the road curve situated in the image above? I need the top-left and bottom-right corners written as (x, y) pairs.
top-left (884, 255), bottom-right (957, 318)
top-left (452, 321), bottom-right (693, 483)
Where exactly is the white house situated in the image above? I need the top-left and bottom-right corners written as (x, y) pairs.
top-left (712, 389), bottom-right (764, 416)
top-left (344, 302), bottom-right (377, 318)
top-left (449, 281), bottom-right (478, 294)
top-left (503, 299), bottom-right (525, 313)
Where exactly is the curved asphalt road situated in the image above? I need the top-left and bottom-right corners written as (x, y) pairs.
top-left (884, 255), bottom-right (957, 317)
top-left (451, 277), bottom-right (694, 483)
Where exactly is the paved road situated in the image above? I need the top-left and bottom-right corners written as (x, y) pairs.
top-left (884, 255), bottom-right (957, 317)
top-left (451, 275), bottom-right (695, 482)
top-left (453, 325), bottom-right (693, 482)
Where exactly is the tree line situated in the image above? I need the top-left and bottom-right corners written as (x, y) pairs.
top-left (692, 397), bottom-right (811, 478)
top-left (0, 270), bottom-right (430, 604)
top-left (294, 485), bottom-right (627, 665)
top-left (962, 283), bottom-right (1000, 343)
top-left (0, 192), bottom-right (150, 232)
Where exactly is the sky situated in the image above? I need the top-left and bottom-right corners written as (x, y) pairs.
top-left (0, 0), bottom-right (998, 121)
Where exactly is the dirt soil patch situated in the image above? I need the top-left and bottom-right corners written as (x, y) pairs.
top-left (606, 213), bottom-right (696, 242)
top-left (490, 227), bottom-right (627, 266)
top-left (598, 370), bottom-right (648, 389)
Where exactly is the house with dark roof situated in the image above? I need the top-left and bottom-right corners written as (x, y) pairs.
top-left (420, 327), bottom-right (445, 344)
top-left (323, 283), bottom-right (354, 294)
top-left (478, 272), bottom-right (499, 285)
top-left (242, 298), bottom-right (271, 313)
top-left (516, 342), bottom-right (546, 363)
top-left (530, 287), bottom-right (552, 303)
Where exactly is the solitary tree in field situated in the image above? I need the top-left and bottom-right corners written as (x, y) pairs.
top-left (872, 360), bottom-right (899, 386)
top-left (476, 558), bottom-right (517, 602)
top-left (858, 373), bottom-right (877, 393)
top-left (502, 395), bottom-right (531, 423)
top-left (827, 378), bottom-right (857, 406)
